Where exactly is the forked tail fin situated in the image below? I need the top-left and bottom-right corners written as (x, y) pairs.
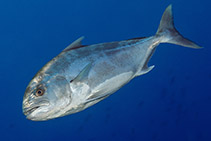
top-left (156, 5), bottom-right (202, 49)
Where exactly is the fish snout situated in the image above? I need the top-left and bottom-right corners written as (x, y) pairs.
top-left (22, 100), bottom-right (50, 116)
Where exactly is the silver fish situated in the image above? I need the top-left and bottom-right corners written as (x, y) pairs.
top-left (22, 5), bottom-right (201, 121)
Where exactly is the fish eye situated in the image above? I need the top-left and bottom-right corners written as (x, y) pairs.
top-left (35, 88), bottom-right (45, 97)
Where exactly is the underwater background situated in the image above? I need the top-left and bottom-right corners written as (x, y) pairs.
top-left (0, 0), bottom-right (210, 141)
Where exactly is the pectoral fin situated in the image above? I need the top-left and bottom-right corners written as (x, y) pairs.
top-left (71, 63), bottom-right (92, 83)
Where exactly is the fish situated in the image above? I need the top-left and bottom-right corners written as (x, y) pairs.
top-left (22, 5), bottom-right (201, 121)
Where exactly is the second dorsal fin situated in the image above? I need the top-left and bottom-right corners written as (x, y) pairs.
top-left (63, 36), bottom-right (84, 52)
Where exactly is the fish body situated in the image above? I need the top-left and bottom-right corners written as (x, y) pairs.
top-left (42, 36), bottom-right (157, 114)
top-left (22, 5), bottom-right (201, 121)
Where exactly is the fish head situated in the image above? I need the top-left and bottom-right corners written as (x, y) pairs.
top-left (22, 73), bottom-right (72, 121)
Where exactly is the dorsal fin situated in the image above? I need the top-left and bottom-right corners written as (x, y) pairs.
top-left (63, 36), bottom-right (84, 52)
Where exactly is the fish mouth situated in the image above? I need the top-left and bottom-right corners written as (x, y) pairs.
top-left (22, 100), bottom-right (49, 116)
top-left (23, 106), bottom-right (40, 116)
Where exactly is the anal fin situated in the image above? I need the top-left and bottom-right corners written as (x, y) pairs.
top-left (136, 65), bottom-right (155, 76)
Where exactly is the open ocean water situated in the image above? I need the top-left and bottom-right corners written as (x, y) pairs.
top-left (0, 0), bottom-right (210, 141)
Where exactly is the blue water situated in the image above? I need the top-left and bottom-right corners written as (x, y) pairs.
top-left (1, 0), bottom-right (210, 141)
